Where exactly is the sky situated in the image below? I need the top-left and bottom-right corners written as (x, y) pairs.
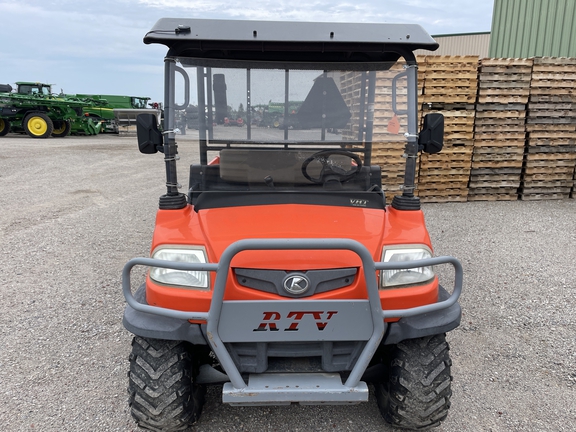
top-left (0, 0), bottom-right (494, 104)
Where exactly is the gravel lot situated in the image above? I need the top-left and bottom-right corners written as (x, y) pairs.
top-left (1, 134), bottom-right (575, 431)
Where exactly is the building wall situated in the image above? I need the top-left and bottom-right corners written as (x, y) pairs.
top-left (489, 0), bottom-right (576, 57)
top-left (415, 33), bottom-right (491, 57)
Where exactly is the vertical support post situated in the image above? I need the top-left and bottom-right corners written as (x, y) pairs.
top-left (206, 67), bottom-right (214, 142)
top-left (284, 69), bottom-right (289, 141)
top-left (363, 71), bottom-right (376, 167)
top-left (157, 58), bottom-right (186, 209)
top-left (357, 72), bottom-right (367, 143)
top-left (247, 69), bottom-right (252, 140)
top-left (402, 63), bottom-right (419, 198)
top-left (163, 59), bottom-right (179, 197)
top-left (197, 66), bottom-right (208, 165)
top-left (321, 71), bottom-right (327, 142)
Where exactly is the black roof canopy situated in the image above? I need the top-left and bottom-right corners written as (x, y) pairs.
top-left (144, 18), bottom-right (439, 64)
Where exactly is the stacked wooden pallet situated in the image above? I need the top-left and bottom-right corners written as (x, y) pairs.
top-left (420, 56), bottom-right (479, 104)
top-left (468, 58), bottom-right (533, 201)
top-left (477, 58), bottom-right (532, 104)
top-left (522, 57), bottom-right (576, 200)
top-left (417, 56), bottom-right (478, 202)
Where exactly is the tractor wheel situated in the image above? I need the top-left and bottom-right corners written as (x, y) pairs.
top-left (128, 336), bottom-right (206, 432)
top-left (24, 112), bottom-right (54, 138)
top-left (0, 118), bottom-right (10, 136)
top-left (51, 120), bottom-right (71, 137)
top-left (374, 334), bottom-right (453, 430)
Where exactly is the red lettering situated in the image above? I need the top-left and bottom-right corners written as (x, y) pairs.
top-left (316, 311), bottom-right (338, 331)
top-left (253, 311), bottom-right (339, 333)
top-left (253, 311), bottom-right (281, 332)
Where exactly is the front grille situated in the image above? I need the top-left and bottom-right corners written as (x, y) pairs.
top-left (234, 267), bottom-right (357, 298)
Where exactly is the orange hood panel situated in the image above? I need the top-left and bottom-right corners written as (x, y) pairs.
top-left (151, 203), bottom-right (432, 269)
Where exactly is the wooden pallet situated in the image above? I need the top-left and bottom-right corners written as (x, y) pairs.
top-left (528, 138), bottom-right (576, 146)
top-left (468, 194), bottom-right (519, 201)
top-left (477, 59), bottom-right (533, 106)
top-left (520, 193), bottom-right (571, 200)
top-left (474, 131), bottom-right (527, 141)
top-left (471, 172), bottom-right (521, 180)
top-left (521, 180), bottom-right (574, 188)
top-left (526, 153), bottom-right (576, 162)
top-left (527, 145), bottom-right (576, 154)
top-left (524, 165), bottom-right (575, 174)
top-left (468, 187), bottom-right (519, 195)
top-left (524, 172), bottom-right (574, 181)
top-left (473, 139), bottom-right (526, 148)
top-left (418, 187), bottom-right (470, 196)
top-left (469, 179), bottom-right (520, 188)
top-left (520, 186), bottom-right (572, 194)
top-left (472, 160), bottom-right (525, 168)
top-left (473, 146), bottom-right (525, 154)
top-left (420, 56), bottom-right (479, 104)
top-left (420, 195), bottom-right (469, 203)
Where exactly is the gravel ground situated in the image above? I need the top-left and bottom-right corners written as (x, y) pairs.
top-left (0, 134), bottom-right (575, 431)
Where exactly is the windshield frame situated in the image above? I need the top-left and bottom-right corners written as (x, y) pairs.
top-left (164, 55), bottom-right (419, 167)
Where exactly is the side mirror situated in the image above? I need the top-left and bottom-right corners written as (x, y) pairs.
top-left (418, 113), bottom-right (444, 154)
top-left (136, 113), bottom-right (163, 154)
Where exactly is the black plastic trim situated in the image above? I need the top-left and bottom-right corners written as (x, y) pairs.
top-left (381, 285), bottom-right (461, 345)
top-left (193, 190), bottom-right (385, 211)
top-left (159, 193), bottom-right (187, 210)
top-left (235, 267), bottom-right (357, 298)
top-left (391, 195), bottom-right (421, 211)
top-left (122, 284), bottom-right (208, 345)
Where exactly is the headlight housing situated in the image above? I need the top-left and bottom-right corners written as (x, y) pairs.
top-left (150, 247), bottom-right (209, 289)
top-left (381, 246), bottom-right (434, 288)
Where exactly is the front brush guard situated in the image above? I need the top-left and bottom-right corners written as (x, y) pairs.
top-left (122, 238), bottom-right (462, 402)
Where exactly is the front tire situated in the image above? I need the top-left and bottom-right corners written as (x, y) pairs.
top-left (0, 118), bottom-right (10, 136)
top-left (51, 120), bottom-right (71, 137)
top-left (24, 112), bottom-right (54, 138)
top-left (375, 334), bottom-right (453, 430)
top-left (128, 337), bottom-right (206, 431)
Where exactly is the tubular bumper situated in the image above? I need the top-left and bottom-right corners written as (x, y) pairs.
top-left (122, 238), bottom-right (463, 405)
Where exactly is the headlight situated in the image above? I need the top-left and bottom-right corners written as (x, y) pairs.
top-left (381, 246), bottom-right (434, 288)
top-left (150, 247), bottom-right (209, 289)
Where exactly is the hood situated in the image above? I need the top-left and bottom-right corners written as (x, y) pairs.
top-left (198, 204), bottom-right (385, 270)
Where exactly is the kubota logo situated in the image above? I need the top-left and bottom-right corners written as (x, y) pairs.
top-left (253, 311), bottom-right (338, 332)
top-left (282, 274), bottom-right (310, 294)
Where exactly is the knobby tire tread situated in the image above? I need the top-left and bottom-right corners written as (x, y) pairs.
top-left (375, 334), bottom-right (453, 430)
top-left (128, 337), bottom-right (206, 432)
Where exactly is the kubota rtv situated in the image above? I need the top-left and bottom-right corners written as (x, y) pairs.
top-left (122, 18), bottom-right (463, 431)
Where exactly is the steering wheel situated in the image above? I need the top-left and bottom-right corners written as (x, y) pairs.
top-left (301, 149), bottom-right (362, 184)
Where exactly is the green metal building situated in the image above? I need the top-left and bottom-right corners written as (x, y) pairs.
top-left (489, 0), bottom-right (576, 57)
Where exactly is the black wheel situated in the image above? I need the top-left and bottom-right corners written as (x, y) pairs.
top-left (301, 149), bottom-right (362, 184)
top-left (51, 120), bottom-right (71, 137)
top-left (23, 112), bottom-right (54, 138)
top-left (374, 334), bottom-right (453, 430)
top-left (128, 337), bottom-right (206, 431)
top-left (0, 118), bottom-right (10, 136)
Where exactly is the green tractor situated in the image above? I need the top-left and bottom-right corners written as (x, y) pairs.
top-left (71, 94), bottom-right (153, 133)
top-left (0, 82), bottom-right (101, 138)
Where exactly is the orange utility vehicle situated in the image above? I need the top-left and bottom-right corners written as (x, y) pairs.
top-left (122, 18), bottom-right (463, 431)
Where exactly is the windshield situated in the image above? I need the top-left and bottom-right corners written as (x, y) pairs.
top-left (18, 84), bottom-right (51, 96)
top-left (131, 97), bottom-right (150, 109)
top-left (169, 58), bottom-right (414, 208)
